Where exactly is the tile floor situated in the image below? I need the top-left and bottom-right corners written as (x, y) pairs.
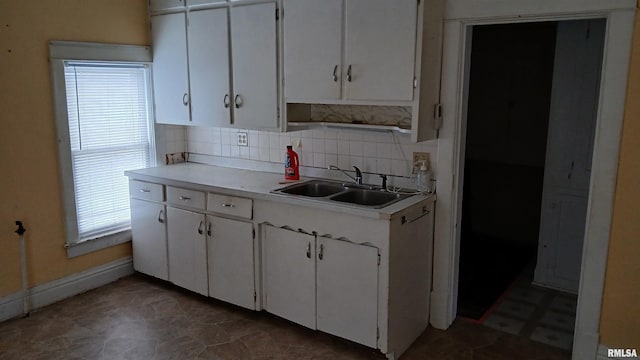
top-left (0, 274), bottom-right (571, 360)
top-left (482, 272), bottom-right (578, 351)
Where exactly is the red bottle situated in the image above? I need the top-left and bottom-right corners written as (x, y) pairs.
top-left (285, 145), bottom-right (300, 180)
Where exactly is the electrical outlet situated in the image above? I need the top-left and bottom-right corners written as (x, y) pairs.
top-left (237, 132), bottom-right (248, 147)
top-left (413, 152), bottom-right (430, 174)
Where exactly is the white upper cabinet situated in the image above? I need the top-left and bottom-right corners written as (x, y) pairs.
top-left (344, 0), bottom-right (417, 101)
top-left (151, 13), bottom-right (190, 125)
top-left (151, 2), bottom-right (280, 129)
top-left (283, 0), bottom-right (418, 103)
top-left (230, 3), bottom-right (279, 129)
top-left (283, 0), bottom-right (343, 101)
top-left (187, 8), bottom-right (231, 127)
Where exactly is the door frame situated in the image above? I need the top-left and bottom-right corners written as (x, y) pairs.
top-left (432, 8), bottom-right (635, 360)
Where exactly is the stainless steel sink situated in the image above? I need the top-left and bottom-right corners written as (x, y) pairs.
top-left (273, 180), bottom-right (411, 208)
top-left (278, 180), bottom-right (346, 197)
top-left (329, 189), bottom-right (406, 207)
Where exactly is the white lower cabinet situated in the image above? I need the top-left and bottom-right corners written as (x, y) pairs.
top-left (207, 215), bottom-right (256, 310)
top-left (130, 198), bottom-right (168, 281)
top-left (263, 226), bottom-right (317, 329)
top-left (316, 236), bottom-right (379, 348)
top-left (263, 225), bottom-right (379, 347)
top-left (167, 207), bottom-right (209, 296)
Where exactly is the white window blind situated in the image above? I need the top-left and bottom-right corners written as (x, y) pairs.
top-left (64, 62), bottom-right (153, 241)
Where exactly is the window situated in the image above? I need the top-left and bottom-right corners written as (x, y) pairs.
top-left (50, 42), bottom-right (157, 257)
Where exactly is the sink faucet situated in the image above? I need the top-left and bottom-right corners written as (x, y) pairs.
top-left (328, 165), bottom-right (363, 185)
top-left (353, 166), bottom-right (363, 185)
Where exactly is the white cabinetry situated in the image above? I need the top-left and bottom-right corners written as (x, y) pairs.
top-left (151, 2), bottom-right (279, 129)
top-left (230, 3), bottom-right (279, 129)
top-left (284, 0), bottom-right (417, 102)
top-left (129, 180), bottom-right (168, 281)
top-left (151, 13), bottom-right (190, 125)
top-left (207, 215), bottom-right (256, 310)
top-left (263, 226), bottom-right (316, 329)
top-left (316, 235), bottom-right (378, 348)
top-left (263, 225), bottom-right (379, 347)
top-left (167, 206), bottom-right (209, 296)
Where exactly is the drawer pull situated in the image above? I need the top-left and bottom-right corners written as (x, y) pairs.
top-left (139, 189), bottom-right (151, 193)
top-left (401, 207), bottom-right (431, 225)
top-left (221, 203), bottom-right (235, 208)
top-left (179, 196), bottom-right (191, 201)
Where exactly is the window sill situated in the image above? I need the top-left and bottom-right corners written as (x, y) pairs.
top-left (66, 230), bottom-right (131, 258)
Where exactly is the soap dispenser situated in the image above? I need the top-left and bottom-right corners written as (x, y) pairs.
top-left (416, 160), bottom-right (430, 193)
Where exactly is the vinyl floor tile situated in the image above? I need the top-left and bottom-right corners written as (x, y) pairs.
top-left (0, 274), bottom-right (571, 360)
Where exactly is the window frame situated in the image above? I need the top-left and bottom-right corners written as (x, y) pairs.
top-left (49, 41), bottom-right (160, 258)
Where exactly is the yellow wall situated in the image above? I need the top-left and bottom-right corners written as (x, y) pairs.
top-left (599, 9), bottom-right (640, 349)
top-left (0, 0), bottom-right (148, 297)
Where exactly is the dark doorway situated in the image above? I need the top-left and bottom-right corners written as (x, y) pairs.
top-left (457, 22), bottom-right (557, 320)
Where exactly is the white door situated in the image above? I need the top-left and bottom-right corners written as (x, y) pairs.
top-left (230, 3), bottom-right (279, 129)
top-left (316, 237), bottom-right (378, 347)
top-left (534, 19), bottom-right (605, 293)
top-left (151, 13), bottom-right (191, 125)
top-left (130, 199), bottom-right (168, 280)
top-left (263, 226), bottom-right (316, 329)
top-left (207, 216), bottom-right (255, 310)
top-left (187, 8), bottom-right (231, 127)
top-left (283, 0), bottom-right (342, 101)
top-left (167, 207), bottom-right (208, 296)
top-left (344, 0), bottom-right (417, 101)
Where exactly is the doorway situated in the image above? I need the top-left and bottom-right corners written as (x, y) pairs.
top-left (456, 19), bottom-right (606, 349)
top-left (457, 21), bottom-right (557, 320)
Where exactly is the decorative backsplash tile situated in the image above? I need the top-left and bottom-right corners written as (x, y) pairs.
top-left (181, 126), bottom-right (438, 178)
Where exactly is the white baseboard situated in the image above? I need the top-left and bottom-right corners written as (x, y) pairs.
top-left (0, 257), bottom-right (133, 322)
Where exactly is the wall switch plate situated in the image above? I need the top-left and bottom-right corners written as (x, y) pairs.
top-left (237, 132), bottom-right (248, 147)
top-left (413, 152), bottom-right (430, 174)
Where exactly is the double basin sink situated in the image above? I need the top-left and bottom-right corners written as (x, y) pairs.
top-left (272, 179), bottom-right (410, 209)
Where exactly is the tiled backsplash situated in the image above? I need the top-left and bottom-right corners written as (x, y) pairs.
top-left (180, 126), bottom-right (438, 178)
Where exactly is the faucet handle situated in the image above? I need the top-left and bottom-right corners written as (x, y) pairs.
top-left (379, 174), bottom-right (387, 190)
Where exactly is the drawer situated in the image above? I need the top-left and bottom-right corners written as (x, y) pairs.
top-left (129, 180), bottom-right (164, 202)
top-left (167, 186), bottom-right (206, 210)
top-left (207, 193), bottom-right (253, 219)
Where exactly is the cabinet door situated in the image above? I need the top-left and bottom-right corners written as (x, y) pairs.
top-left (230, 3), bottom-right (279, 129)
top-left (188, 8), bottom-right (232, 127)
top-left (167, 207), bottom-right (208, 296)
top-left (130, 199), bottom-right (168, 280)
top-left (263, 226), bottom-right (316, 329)
top-left (283, 0), bottom-right (342, 101)
top-left (207, 216), bottom-right (255, 310)
top-left (151, 13), bottom-right (191, 125)
top-left (344, 0), bottom-right (417, 101)
top-left (316, 237), bottom-right (379, 348)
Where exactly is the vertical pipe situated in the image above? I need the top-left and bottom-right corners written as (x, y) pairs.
top-left (15, 221), bottom-right (28, 316)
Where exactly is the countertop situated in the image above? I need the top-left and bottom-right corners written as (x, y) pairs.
top-left (125, 163), bottom-right (435, 220)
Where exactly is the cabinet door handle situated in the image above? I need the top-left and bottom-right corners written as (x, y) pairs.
top-left (182, 93), bottom-right (189, 106)
top-left (139, 189), bottom-right (151, 193)
top-left (221, 203), bottom-right (235, 208)
top-left (197, 221), bottom-right (204, 235)
top-left (306, 242), bottom-right (311, 259)
top-left (332, 65), bottom-right (338, 82)
top-left (207, 222), bottom-right (212, 236)
top-left (346, 65), bottom-right (352, 82)
top-left (157, 209), bottom-right (164, 224)
top-left (223, 94), bottom-right (230, 108)
top-left (234, 94), bottom-right (242, 109)
top-left (179, 196), bottom-right (191, 201)
top-left (318, 244), bottom-right (324, 260)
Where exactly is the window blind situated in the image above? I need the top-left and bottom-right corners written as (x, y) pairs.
top-left (64, 62), bottom-right (152, 241)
